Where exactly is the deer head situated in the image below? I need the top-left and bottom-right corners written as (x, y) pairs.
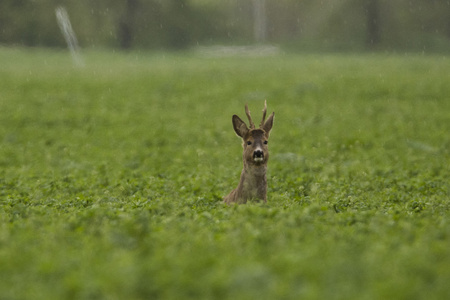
top-left (232, 101), bottom-right (274, 167)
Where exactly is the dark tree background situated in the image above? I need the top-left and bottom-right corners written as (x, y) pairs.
top-left (365, 0), bottom-right (380, 48)
top-left (0, 0), bottom-right (449, 52)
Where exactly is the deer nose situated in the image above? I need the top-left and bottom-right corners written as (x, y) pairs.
top-left (254, 150), bottom-right (263, 158)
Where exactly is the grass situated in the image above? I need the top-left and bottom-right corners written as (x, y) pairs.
top-left (0, 47), bottom-right (449, 299)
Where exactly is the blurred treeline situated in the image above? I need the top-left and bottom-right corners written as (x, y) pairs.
top-left (1, 0), bottom-right (449, 52)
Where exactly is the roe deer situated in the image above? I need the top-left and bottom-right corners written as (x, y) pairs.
top-left (224, 101), bottom-right (274, 204)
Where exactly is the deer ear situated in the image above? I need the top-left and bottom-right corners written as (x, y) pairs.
top-left (232, 115), bottom-right (249, 138)
top-left (262, 112), bottom-right (274, 137)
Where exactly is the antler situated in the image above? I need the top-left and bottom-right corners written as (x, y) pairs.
top-left (259, 100), bottom-right (267, 128)
top-left (245, 103), bottom-right (255, 129)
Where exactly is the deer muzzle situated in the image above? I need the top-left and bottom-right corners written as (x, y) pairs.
top-left (253, 149), bottom-right (264, 162)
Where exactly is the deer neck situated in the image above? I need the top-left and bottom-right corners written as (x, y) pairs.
top-left (243, 160), bottom-right (267, 177)
top-left (237, 161), bottom-right (267, 202)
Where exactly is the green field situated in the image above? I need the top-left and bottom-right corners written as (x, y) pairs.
top-left (0, 47), bottom-right (449, 299)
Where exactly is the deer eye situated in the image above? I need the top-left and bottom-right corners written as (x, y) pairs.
top-left (247, 141), bottom-right (252, 145)
top-left (264, 141), bottom-right (268, 144)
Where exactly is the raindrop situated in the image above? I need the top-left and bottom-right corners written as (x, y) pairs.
top-left (55, 6), bottom-right (84, 67)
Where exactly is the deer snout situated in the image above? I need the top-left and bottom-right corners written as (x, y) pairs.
top-left (253, 149), bottom-right (264, 162)
top-left (254, 150), bottom-right (263, 157)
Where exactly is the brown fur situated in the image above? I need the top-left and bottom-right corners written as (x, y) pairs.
top-left (224, 102), bottom-right (274, 204)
